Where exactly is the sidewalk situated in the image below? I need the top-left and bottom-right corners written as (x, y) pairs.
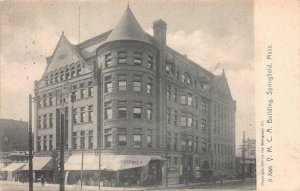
top-left (0, 179), bottom-right (245, 191)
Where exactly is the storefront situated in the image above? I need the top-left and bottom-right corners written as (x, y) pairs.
top-left (64, 153), bottom-right (165, 187)
top-left (22, 156), bottom-right (54, 182)
top-left (1, 162), bottom-right (27, 181)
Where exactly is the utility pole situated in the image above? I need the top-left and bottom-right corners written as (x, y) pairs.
top-left (242, 131), bottom-right (246, 180)
top-left (28, 94), bottom-right (33, 191)
top-left (59, 109), bottom-right (65, 191)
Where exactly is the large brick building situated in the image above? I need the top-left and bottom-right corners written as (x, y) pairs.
top-left (33, 6), bottom-right (236, 186)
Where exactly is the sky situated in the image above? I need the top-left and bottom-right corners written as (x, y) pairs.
top-left (0, 0), bottom-right (254, 149)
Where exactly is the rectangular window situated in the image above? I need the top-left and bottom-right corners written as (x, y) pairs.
top-left (49, 113), bottom-right (53, 128)
top-left (38, 116), bottom-right (41, 129)
top-left (147, 55), bottom-right (153, 69)
top-left (146, 78), bottom-right (152, 94)
top-left (37, 136), bottom-right (41, 151)
top-left (118, 51), bottom-right (127, 64)
top-left (105, 134), bottom-right (112, 148)
top-left (105, 82), bottom-right (113, 93)
top-left (49, 92), bottom-right (53, 106)
top-left (173, 110), bottom-right (178, 125)
top-left (187, 115), bottom-right (193, 128)
top-left (167, 108), bottom-right (171, 124)
top-left (38, 96), bottom-right (41, 108)
top-left (133, 107), bottom-right (142, 119)
top-left (147, 104), bottom-right (152, 120)
top-left (80, 107), bottom-right (85, 123)
top-left (118, 80), bottom-right (127, 91)
top-left (133, 52), bottom-right (142, 65)
top-left (133, 134), bottom-right (142, 147)
top-left (43, 94), bottom-right (47, 107)
top-left (105, 108), bottom-right (112, 120)
top-left (147, 135), bottom-right (152, 148)
top-left (72, 132), bottom-right (77, 149)
top-left (181, 94), bottom-right (186, 104)
top-left (43, 136), bottom-right (47, 151)
top-left (201, 99), bottom-right (207, 112)
top-left (80, 83), bottom-right (85, 99)
top-left (73, 108), bottom-right (78, 124)
top-left (88, 105), bottom-right (93, 122)
top-left (133, 81), bottom-right (141, 92)
top-left (181, 116), bottom-right (187, 127)
top-left (49, 135), bottom-right (53, 151)
top-left (201, 119), bottom-right (207, 131)
top-left (166, 65), bottom-right (170, 74)
top-left (118, 134), bottom-right (127, 146)
top-left (187, 94), bottom-right (192, 106)
top-left (173, 88), bottom-right (178, 102)
top-left (118, 106), bottom-right (127, 118)
top-left (88, 81), bottom-right (93, 97)
top-left (105, 53), bottom-right (112, 67)
top-left (43, 114), bottom-right (47, 128)
top-left (174, 133), bottom-right (178, 151)
top-left (202, 138), bottom-right (206, 152)
top-left (167, 85), bottom-right (171, 100)
top-left (88, 130), bottom-right (93, 149)
top-left (80, 131), bottom-right (85, 149)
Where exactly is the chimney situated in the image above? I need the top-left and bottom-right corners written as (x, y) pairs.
top-left (153, 19), bottom-right (167, 45)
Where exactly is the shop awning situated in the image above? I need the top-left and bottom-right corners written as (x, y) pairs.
top-left (65, 154), bottom-right (96, 171)
top-left (1, 162), bottom-right (26, 172)
top-left (65, 154), bottom-right (165, 171)
top-left (22, 156), bottom-right (53, 171)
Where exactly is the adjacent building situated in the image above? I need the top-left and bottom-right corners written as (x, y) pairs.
top-left (236, 138), bottom-right (256, 178)
top-left (33, 6), bottom-right (236, 186)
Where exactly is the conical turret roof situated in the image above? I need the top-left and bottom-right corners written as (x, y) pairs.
top-left (105, 6), bottom-right (150, 43)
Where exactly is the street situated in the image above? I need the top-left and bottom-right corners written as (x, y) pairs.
top-left (0, 178), bottom-right (256, 191)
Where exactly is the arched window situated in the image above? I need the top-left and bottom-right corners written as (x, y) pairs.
top-left (76, 64), bottom-right (82, 76)
top-left (60, 70), bottom-right (64, 81)
top-left (45, 75), bottom-right (49, 85)
top-left (49, 73), bottom-right (54, 84)
top-left (70, 66), bottom-right (76, 77)
top-left (65, 68), bottom-right (70, 80)
top-left (54, 72), bottom-right (59, 83)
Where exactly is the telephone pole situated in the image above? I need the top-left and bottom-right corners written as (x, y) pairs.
top-left (28, 94), bottom-right (33, 191)
top-left (242, 131), bottom-right (246, 180)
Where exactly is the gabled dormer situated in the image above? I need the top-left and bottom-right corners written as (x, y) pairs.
top-left (44, 32), bottom-right (86, 74)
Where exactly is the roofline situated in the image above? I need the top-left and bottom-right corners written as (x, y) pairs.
top-left (77, 30), bottom-right (112, 49)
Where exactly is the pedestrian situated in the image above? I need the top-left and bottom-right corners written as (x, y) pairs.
top-left (41, 176), bottom-right (45, 186)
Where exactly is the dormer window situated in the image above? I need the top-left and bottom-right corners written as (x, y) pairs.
top-left (182, 72), bottom-right (192, 84)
